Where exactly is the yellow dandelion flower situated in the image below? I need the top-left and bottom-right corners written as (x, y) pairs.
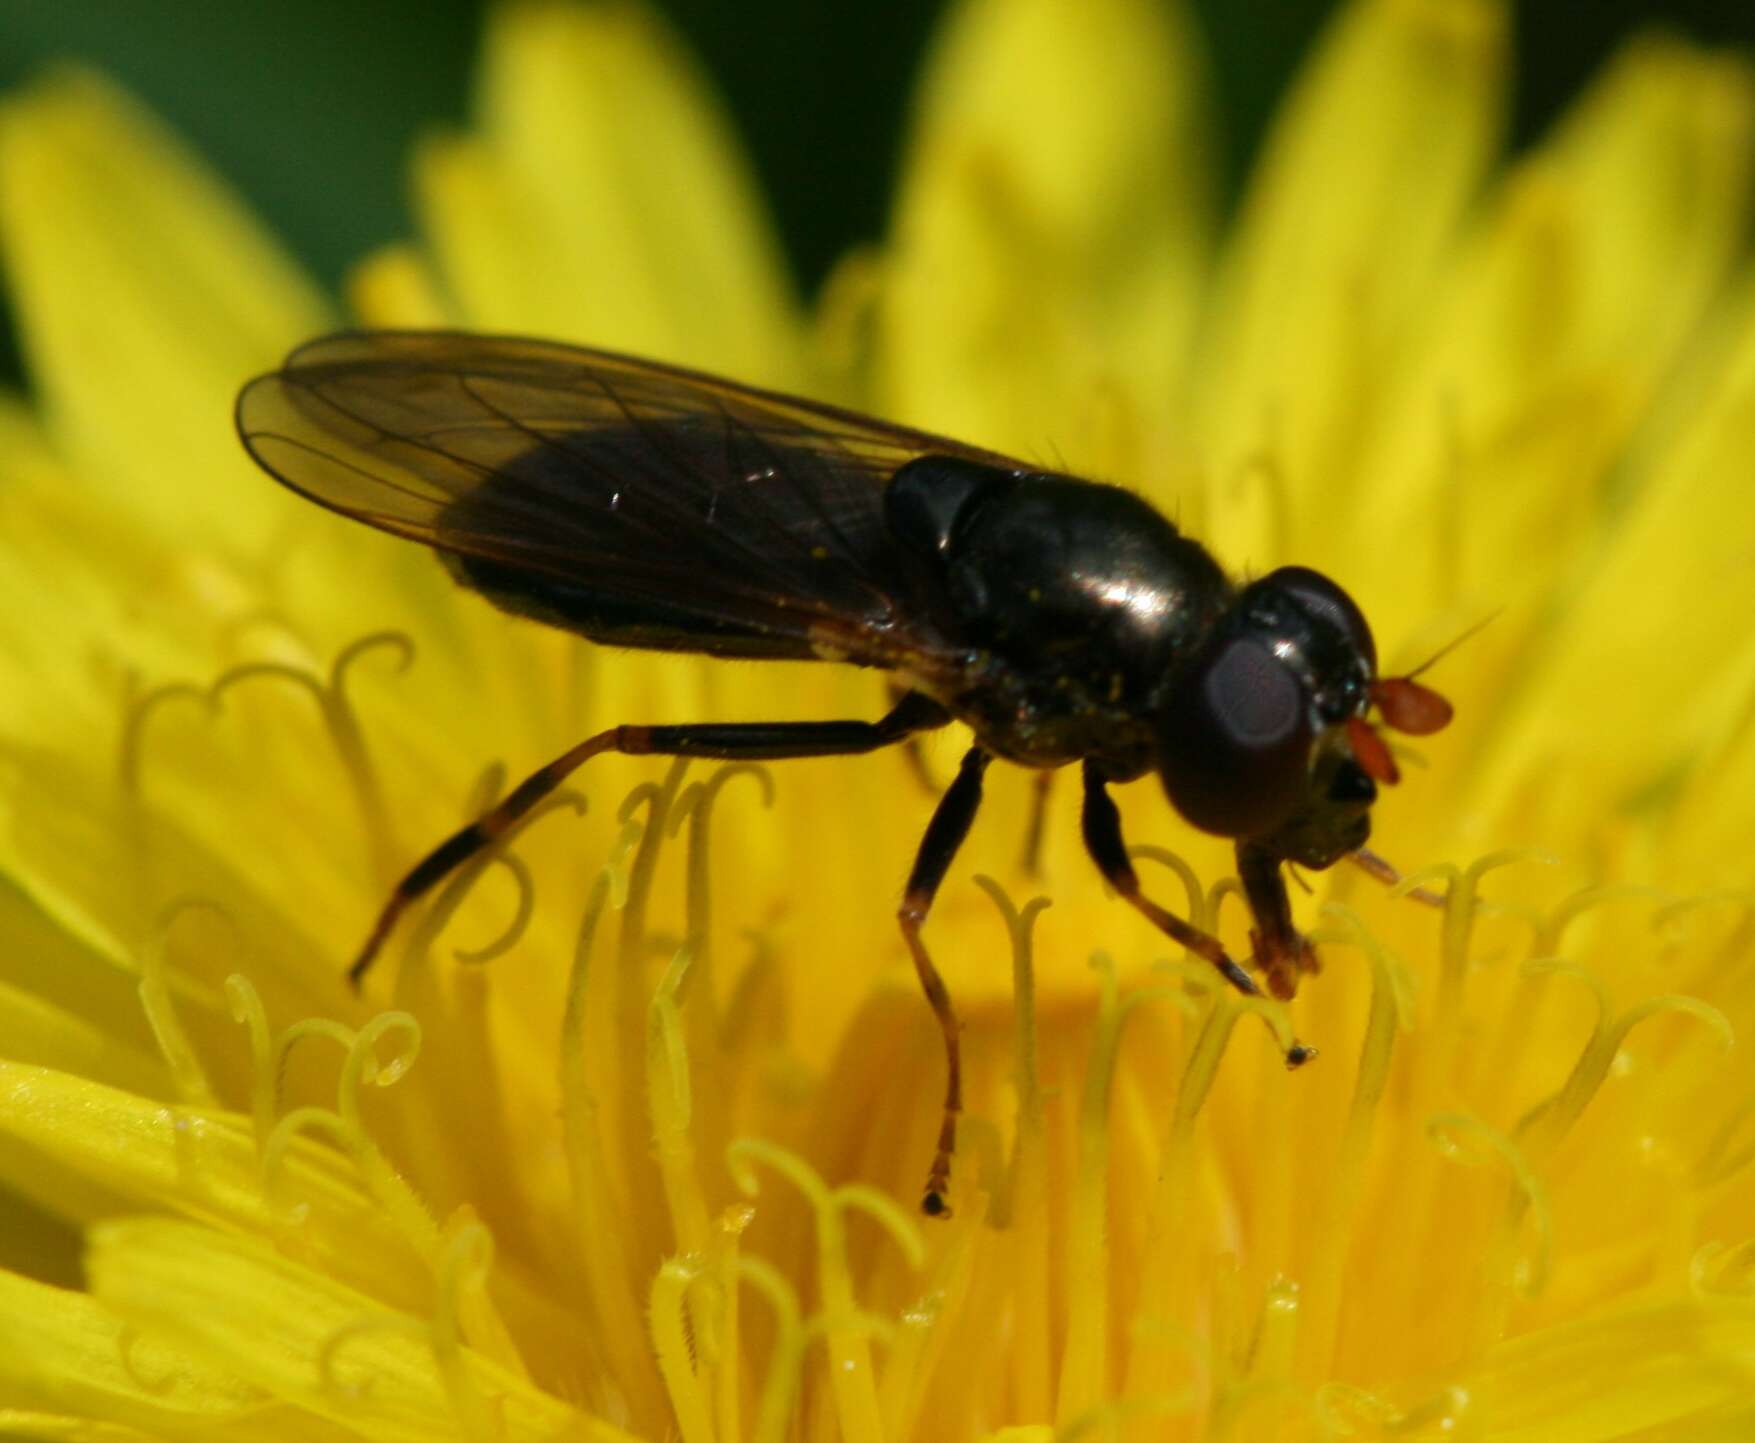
top-left (2, 0), bottom-right (1755, 1439)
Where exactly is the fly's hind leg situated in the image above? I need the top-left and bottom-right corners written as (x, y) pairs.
top-left (899, 745), bottom-right (992, 1217)
top-left (351, 690), bottom-right (952, 987)
top-left (1080, 761), bottom-right (1314, 1068)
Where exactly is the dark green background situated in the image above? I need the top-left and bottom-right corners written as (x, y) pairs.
top-left (0, 1), bottom-right (1750, 355)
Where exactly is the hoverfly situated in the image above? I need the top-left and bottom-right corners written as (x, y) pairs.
top-left (237, 331), bottom-right (1453, 1216)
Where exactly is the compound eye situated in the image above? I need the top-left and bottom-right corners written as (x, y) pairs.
top-left (1262, 565), bottom-right (1377, 675)
top-left (1158, 635), bottom-right (1314, 838)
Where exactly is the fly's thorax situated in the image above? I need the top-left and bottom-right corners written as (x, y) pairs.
top-left (884, 457), bottom-right (1233, 769)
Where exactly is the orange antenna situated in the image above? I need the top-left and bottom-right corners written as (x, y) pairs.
top-left (1346, 715), bottom-right (1401, 782)
top-left (1371, 610), bottom-right (1499, 737)
top-left (1373, 677), bottom-right (1452, 735)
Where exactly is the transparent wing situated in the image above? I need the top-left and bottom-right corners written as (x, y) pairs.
top-left (236, 331), bottom-right (1023, 665)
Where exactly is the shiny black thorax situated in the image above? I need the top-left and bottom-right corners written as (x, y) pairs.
top-left (885, 457), bottom-right (1232, 777)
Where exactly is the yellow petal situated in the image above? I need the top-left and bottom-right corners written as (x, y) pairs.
top-left (0, 1270), bottom-right (279, 1435)
top-left (0, 1062), bottom-right (440, 1308)
top-left (0, 1187), bottom-right (80, 1290)
top-left (1467, 281), bottom-right (1755, 858)
top-left (347, 244), bottom-right (455, 329)
top-left (86, 1217), bottom-right (633, 1441)
top-left (0, 71), bottom-right (332, 552)
top-left (0, 403), bottom-right (263, 751)
top-left (1195, 0), bottom-right (1506, 564)
top-left (0, 826), bottom-right (154, 1062)
top-left (1346, 32), bottom-right (1755, 635)
top-left (1544, 35), bottom-right (1755, 368)
top-left (0, 1411), bottom-right (167, 1443)
top-left (1466, 1300), bottom-right (1755, 1441)
top-left (0, 969), bottom-right (164, 1099)
top-left (878, 0), bottom-right (1213, 474)
top-left (422, 0), bottom-right (802, 383)
top-left (415, 132), bottom-right (563, 335)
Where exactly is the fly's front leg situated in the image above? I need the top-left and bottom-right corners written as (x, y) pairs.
top-left (1080, 762), bottom-right (1257, 994)
top-left (899, 746), bottom-right (992, 1217)
top-left (1236, 841), bottom-right (1320, 1002)
top-left (1080, 761), bottom-right (1314, 1068)
top-left (351, 690), bottom-right (952, 986)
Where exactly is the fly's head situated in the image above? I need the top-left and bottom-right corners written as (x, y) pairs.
top-left (1154, 566), bottom-right (1452, 868)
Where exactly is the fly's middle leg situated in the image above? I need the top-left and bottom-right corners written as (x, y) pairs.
top-left (899, 745), bottom-right (992, 1217)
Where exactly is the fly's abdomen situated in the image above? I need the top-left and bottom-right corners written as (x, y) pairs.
top-left (441, 551), bottom-right (821, 659)
top-left (432, 423), bottom-right (914, 662)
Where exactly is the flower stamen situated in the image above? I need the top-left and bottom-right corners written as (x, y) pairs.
top-left (431, 1218), bottom-right (511, 1439)
top-left (333, 1012), bottom-right (445, 1265)
top-left (651, 1255), bottom-right (715, 1443)
top-left (1124, 977), bottom-right (1265, 1402)
top-left (1298, 905), bottom-right (1415, 1380)
top-left (1515, 958), bottom-right (1733, 1161)
top-left (561, 859), bottom-right (664, 1423)
top-left (613, 761), bottom-right (692, 1214)
top-left (204, 633), bottom-right (412, 891)
top-left (670, 761), bottom-right (775, 1182)
top-left (971, 875), bottom-right (1051, 1228)
top-left (1690, 1238), bottom-right (1755, 1300)
top-left (393, 763), bottom-right (588, 980)
top-left (139, 896), bottom-right (227, 1105)
top-left (649, 941), bottom-right (712, 1256)
top-left (736, 1254), bottom-right (805, 1443)
top-left (1426, 1112), bottom-right (1551, 1343)
top-left (1060, 953), bottom-right (1190, 1427)
top-left (327, 630), bottom-right (415, 885)
top-left (727, 1138), bottom-right (924, 1443)
top-left (116, 676), bottom-right (209, 799)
